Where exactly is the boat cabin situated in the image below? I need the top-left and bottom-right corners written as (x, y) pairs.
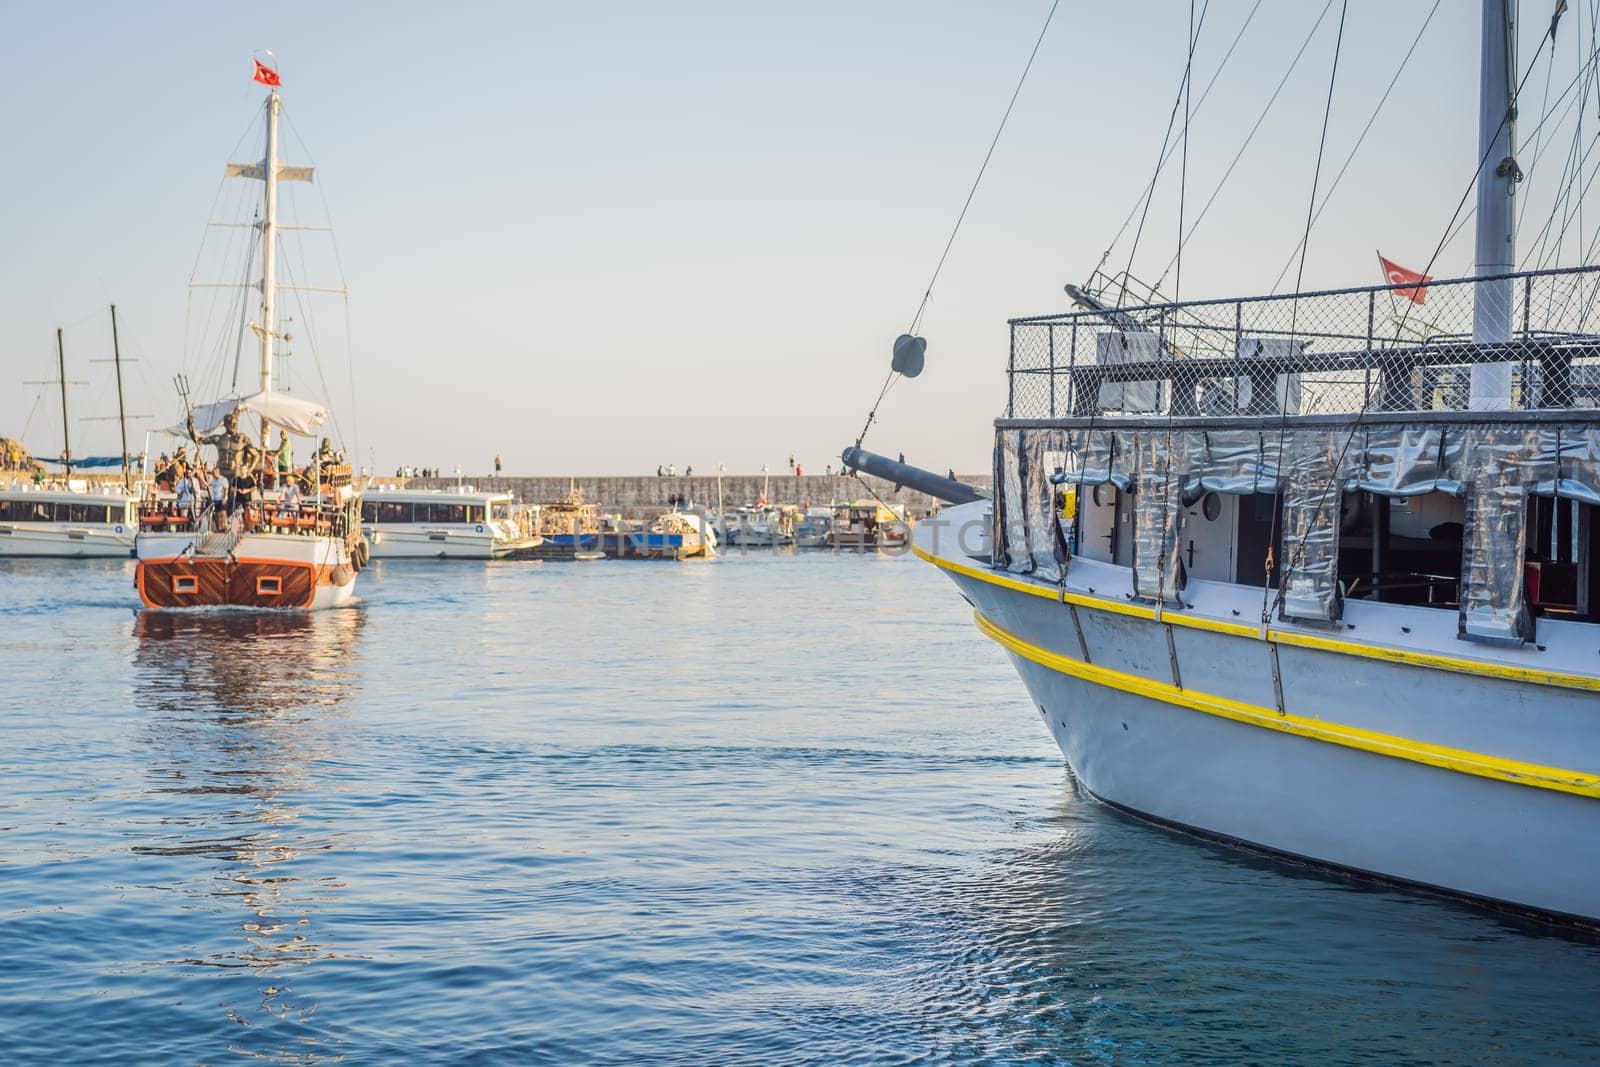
top-left (995, 265), bottom-right (1600, 641)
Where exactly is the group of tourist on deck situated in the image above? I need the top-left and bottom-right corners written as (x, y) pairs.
top-left (145, 412), bottom-right (348, 535)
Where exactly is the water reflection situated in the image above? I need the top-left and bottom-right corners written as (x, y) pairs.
top-left (131, 607), bottom-right (365, 1061)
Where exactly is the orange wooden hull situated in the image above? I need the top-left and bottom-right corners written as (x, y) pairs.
top-left (136, 555), bottom-right (352, 610)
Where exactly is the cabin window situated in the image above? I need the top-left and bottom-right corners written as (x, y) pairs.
top-left (172, 574), bottom-right (198, 595)
top-left (29, 503), bottom-right (52, 522)
top-left (1337, 491), bottom-right (1464, 608)
top-left (466, 505), bottom-right (486, 523)
top-left (1527, 497), bottom-right (1597, 620)
top-left (378, 501), bottom-right (411, 523)
top-left (0, 500), bottom-right (18, 522)
top-left (256, 576), bottom-right (282, 596)
top-left (427, 504), bottom-right (468, 523)
top-left (361, 502), bottom-right (378, 523)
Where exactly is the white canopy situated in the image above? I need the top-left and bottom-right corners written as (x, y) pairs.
top-left (173, 391), bottom-right (331, 439)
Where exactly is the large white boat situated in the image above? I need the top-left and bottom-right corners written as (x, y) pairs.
top-left (362, 486), bottom-right (538, 559)
top-left (900, 3), bottom-right (1600, 926)
top-left (0, 486), bottom-right (138, 558)
top-left (135, 64), bottom-right (365, 611)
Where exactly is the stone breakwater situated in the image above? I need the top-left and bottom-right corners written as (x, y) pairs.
top-left (393, 473), bottom-right (993, 514)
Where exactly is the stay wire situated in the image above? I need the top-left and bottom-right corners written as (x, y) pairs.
top-left (1159, 0), bottom-right (1200, 605)
top-left (1150, 0), bottom-right (1338, 293)
top-left (1267, 0), bottom-right (1444, 294)
top-left (854, 0), bottom-right (1061, 452)
top-left (1123, 0), bottom-right (1211, 302)
top-left (907, 0), bottom-right (1061, 338)
top-left (1275, 0), bottom-right (1570, 612)
top-left (1092, 0), bottom-right (1261, 283)
top-left (1264, 0), bottom-right (1348, 626)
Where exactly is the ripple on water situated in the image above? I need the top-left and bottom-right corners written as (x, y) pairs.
top-left (0, 553), bottom-right (1597, 1065)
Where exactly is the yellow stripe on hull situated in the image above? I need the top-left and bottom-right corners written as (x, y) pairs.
top-left (971, 608), bottom-right (1600, 801)
top-left (912, 542), bottom-right (1600, 694)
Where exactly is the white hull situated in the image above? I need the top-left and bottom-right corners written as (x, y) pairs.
top-left (0, 523), bottom-right (135, 558)
top-left (917, 501), bottom-right (1600, 925)
top-left (364, 525), bottom-right (532, 560)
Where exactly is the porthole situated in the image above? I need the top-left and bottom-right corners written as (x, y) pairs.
top-left (1202, 492), bottom-right (1222, 522)
top-left (256, 576), bottom-right (282, 596)
top-left (1092, 484), bottom-right (1109, 507)
top-left (172, 575), bottom-right (198, 595)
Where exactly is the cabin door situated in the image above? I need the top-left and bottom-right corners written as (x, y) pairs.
top-left (1181, 491), bottom-right (1237, 583)
top-left (1078, 484), bottom-right (1116, 563)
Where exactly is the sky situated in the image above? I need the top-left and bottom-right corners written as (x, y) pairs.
top-left (1, 1), bottom-right (1592, 475)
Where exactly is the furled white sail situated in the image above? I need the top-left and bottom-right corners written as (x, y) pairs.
top-left (175, 391), bottom-right (330, 437)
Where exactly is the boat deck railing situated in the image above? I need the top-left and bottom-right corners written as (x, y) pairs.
top-left (1006, 264), bottom-right (1600, 420)
top-left (139, 498), bottom-right (351, 539)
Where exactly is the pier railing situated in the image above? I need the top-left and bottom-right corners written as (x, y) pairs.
top-left (1005, 264), bottom-right (1600, 420)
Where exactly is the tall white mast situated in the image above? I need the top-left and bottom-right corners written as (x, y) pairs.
top-left (1470, 0), bottom-right (1517, 410)
top-left (260, 88), bottom-right (280, 410)
top-left (227, 76), bottom-right (312, 440)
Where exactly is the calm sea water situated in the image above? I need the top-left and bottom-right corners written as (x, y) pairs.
top-left (2, 551), bottom-right (1598, 1065)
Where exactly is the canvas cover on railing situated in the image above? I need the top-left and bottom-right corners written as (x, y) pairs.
top-left (993, 420), bottom-right (1600, 643)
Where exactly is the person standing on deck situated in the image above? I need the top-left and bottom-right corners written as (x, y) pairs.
top-left (174, 470), bottom-right (195, 520)
top-left (494, 453), bottom-right (503, 475)
top-left (209, 470), bottom-right (229, 530)
top-left (275, 432), bottom-right (293, 490)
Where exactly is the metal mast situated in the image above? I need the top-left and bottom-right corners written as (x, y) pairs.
top-left (109, 304), bottom-right (129, 488)
top-left (55, 328), bottom-right (72, 475)
top-left (1470, 0), bottom-right (1517, 409)
top-left (259, 88), bottom-right (281, 441)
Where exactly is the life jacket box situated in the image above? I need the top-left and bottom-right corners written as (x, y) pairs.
top-left (1095, 331), bottom-right (1163, 412)
top-left (1236, 337), bottom-right (1304, 415)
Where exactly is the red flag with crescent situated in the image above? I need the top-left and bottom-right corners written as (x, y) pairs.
top-left (253, 59), bottom-right (281, 87)
top-left (1378, 254), bottom-right (1430, 305)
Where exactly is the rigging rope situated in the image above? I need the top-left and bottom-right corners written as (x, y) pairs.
top-left (1121, 0), bottom-right (1210, 304)
top-left (1263, 0), bottom-right (1349, 626)
top-left (1266, 0), bottom-right (1444, 294)
top-left (853, 0), bottom-right (1061, 451)
top-left (1273, 0), bottom-right (1577, 616)
top-left (1149, 0), bottom-right (1338, 294)
top-left (1091, 0), bottom-right (1260, 285)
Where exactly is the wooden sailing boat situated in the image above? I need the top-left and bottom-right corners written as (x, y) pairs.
top-left (135, 63), bottom-right (366, 609)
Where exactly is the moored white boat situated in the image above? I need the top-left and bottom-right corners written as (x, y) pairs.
top-left (0, 486), bottom-right (139, 557)
top-left (362, 486), bottom-right (538, 559)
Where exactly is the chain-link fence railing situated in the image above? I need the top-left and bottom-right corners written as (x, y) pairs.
top-left (1007, 265), bottom-right (1600, 419)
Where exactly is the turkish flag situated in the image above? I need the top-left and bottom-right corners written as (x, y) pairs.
top-left (253, 59), bottom-right (281, 87)
top-left (1378, 254), bottom-right (1430, 305)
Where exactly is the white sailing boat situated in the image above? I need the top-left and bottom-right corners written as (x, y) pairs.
top-left (135, 63), bottom-right (365, 610)
top-left (910, 3), bottom-right (1600, 926)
